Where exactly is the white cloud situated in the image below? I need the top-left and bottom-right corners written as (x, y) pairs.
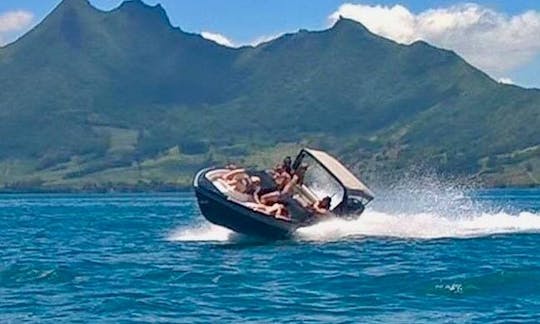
top-left (498, 77), bottom-right (514, 85)
top-left (248, 33), bottom-right (284, 47)
top-left (201, 31), bottom-right (234, 47)
top-left (0, 10), bottom-right (34, 45)
top-left (329, 3), bottom-right (540, 76)
top-left (201, 30), bottom-right (284, 48)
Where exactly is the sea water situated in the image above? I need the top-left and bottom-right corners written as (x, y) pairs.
top-left (1, 187), bottom-right (540, 322)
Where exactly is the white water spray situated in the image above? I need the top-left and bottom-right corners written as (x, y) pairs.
top-left (298, 173), bottom-right (540, 240)
top-left (168, 223), bottom-right (234, 242)
top-left (296, 210), bottom-right (540, 241)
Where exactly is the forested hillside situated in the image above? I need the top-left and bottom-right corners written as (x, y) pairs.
top-left (0, 0), bottom-right (538, 191)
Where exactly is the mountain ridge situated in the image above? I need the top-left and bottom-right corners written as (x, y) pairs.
top-left (0, 0), bottom-right (538, 191)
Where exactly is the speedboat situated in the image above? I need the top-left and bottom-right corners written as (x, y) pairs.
top-left (193, 148), bottom-right (374, 239)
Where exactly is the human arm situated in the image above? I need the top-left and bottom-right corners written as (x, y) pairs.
top-left (222, 168), bottom-right (246, 181)
top-left (253, 187), bottom-right (262, 204)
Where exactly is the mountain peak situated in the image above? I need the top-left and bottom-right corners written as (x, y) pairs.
top-left (22, 0), bottom-right (99, 49)
top-left (116, 0), bottom-right (171, 26)
top-left (119, 0), bottom-right (155, 9)
top-left (48, 0), bottom-right (96, 20)
top-left (331, 16), bottom-right (372, 34)
top-left (56, 0), bottom-right (93, 10)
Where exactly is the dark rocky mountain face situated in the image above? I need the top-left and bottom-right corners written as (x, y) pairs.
top-left (0, 0), bottom-right (538, 190)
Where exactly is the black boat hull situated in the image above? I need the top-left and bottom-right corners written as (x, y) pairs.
top-left (194, 168), bottom-right (302, 239)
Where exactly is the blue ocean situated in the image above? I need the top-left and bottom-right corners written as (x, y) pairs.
top-left (2, 186), bottom-right (540, 322)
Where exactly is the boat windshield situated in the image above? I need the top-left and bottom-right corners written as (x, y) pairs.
top-left (299, 154), bottom-right (345, 210)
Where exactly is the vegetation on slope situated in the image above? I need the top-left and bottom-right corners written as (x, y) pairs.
top-left (0, 0), bottom-right (538, 191)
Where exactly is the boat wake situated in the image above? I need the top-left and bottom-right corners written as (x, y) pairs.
top-left (169, 209), bottom-right (540, 243)
top-left (296, 210), bottom-right (540, 241)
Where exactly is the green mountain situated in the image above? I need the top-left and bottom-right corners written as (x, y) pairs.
top-left (0, 0), bottom-right (539, 192)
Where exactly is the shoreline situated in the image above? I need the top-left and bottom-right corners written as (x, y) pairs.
top-left (0, 186), bottom-right (193, 195)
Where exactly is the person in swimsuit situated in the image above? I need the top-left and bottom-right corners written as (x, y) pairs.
top-left (252, 203), bottom-right (290, 220)
top-left (308, 196), bottom-right (332, 216)
top-left (274, 170), bottom-right (291, 190)
top-left (221, 168), bottom-right (253, 193)
top-left (244, 176), bottom-right (262, 202)
top-left (282, 156), bottom-right (292, 175)
top-left (222, 168), bottom-right (247, 181)
top-left (280, 163), bottom-right (308, 195)
top-left (271, 156), bottom-right (291, 173)
top-left (225, 163), bottom-right (238, 170)
top-left (260, 164), bottom-right (308, 205)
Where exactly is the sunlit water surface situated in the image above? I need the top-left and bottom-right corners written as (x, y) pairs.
top-left (2, 188), bottom-right (540, 322)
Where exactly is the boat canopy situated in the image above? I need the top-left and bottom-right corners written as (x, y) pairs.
top-left (303, 148), bottom-right (374, 201)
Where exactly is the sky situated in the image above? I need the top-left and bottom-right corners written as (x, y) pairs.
top-left (0, 0), bottom-right (539, 88)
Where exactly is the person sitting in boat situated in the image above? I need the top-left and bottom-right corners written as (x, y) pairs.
top-left (307, 196), bottom-right (332, 216)
top-left (279, 163), bottom-right (308, 195)
top-left (235, 176), bottom-right (262, 198)
top-left (222, 167), bottom-right (246, 181)
top-left (252, 203), bottom-right (290, 221)
top-left (271, 156), bottom-right (292, 174)
top-left (265, 162), bottom-right (292, 197)
top-left (221, 168), bottom-right (254, 193)
top-left (224, 163), bottom-right (238, 170)
top-left (273, 169), bottom-right (291, 190)
top-left (259, 163), bottom-right (309, 205)
top-left (244, 176), bottom-right (263, 202)
top-left (293, 163), bottom-right (308, 185)
top-left (281, 156), bottom-right (292, 175)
